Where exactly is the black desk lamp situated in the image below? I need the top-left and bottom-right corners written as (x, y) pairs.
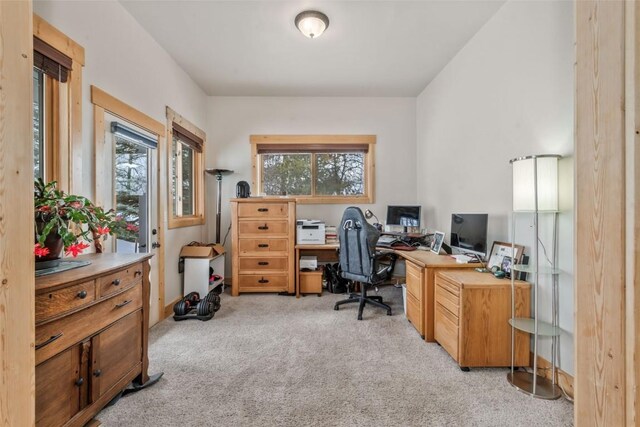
top-left (364, 209), bottom-right (382, 231)
top-left (205, 168), bottom-right (234, 243)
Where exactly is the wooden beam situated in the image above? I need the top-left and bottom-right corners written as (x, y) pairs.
top-left (0, 2), bottom-right (36, 425)
top-left (575, 1), bottom-right (627, 425)
top-left (91, 86), bottom-right (165, 136)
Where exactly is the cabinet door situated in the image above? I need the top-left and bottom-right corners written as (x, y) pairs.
top-left (36, 345), bottom-right (84, 427)
top-left (92, 310), bottom-right (142, 398)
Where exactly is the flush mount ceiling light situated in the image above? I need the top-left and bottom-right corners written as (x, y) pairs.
top-left (295, 10), bottom-right (329, 39)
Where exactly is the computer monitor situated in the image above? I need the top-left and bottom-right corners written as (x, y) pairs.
top-left (450, 213), bottom-right (488, 257)
top-left (386, 205), bottom-right (421, 232)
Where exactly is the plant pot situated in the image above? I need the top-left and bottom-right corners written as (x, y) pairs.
top-left (35, 222), bottom-right (64, 269)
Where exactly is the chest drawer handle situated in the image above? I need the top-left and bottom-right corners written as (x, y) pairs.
top-left (77, 290), bottom-right (88, 299)
top-left (115, 299), bottom-right (132, 309)
top-left (258, 277), bottom-right (269, 284)
top-left (258, 225), bottom-right (269, 230)
top-left (257, 208), bottom-right (269, 212)
top-left (36, 333), bottom-right (63, 350)
top-left (93, 369), bottom-right (102, 377)
top-left (112, 279), bottom-right (121, 286)
top-left (258, 261), bottom-right (269, 266)
top-left (75, 377), bottom-right (84, 387)
top-left (134, 270), bottom-right (142, 277)
top-left (258, 244), bottom-right (269, 248)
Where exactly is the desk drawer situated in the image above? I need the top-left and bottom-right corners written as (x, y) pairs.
top-left (406, 292), bottom-right (422, 334)
top-left (405, 262), bottom-right (422, 300)
top-left (36, 280), bottom-right (96, 323)
top-left (239, 238), bottom-right (288, 254)
top-left (435, 283), bottom-right (459, 318)
top-left (435, 303), bottom-right (459, 361)
top-left (36, 284), bottom-right (142, 365)
top-left (238, 202), bottom-right (288, 218)
top-left (98, 263), bottom-right (143, 298)
top-left (239, 220), bottom-right (289, 236)
top-left (435, 273), bottom-right (460, 296)
top-left (237, 274), bottom-right (288, 290)
top-left (239, 256), bottom-right (288, 272)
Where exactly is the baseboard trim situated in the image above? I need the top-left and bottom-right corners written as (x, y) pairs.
top-left (163, 296), bottom-right (182, 319)
top-left (530, 352), bottom-right (574, 400)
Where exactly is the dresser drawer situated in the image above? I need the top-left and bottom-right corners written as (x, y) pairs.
top-left (238, 202), bottom-right (288, 218)
top-left (36, 284), bottom-right (142, 365)
top-left (405, 262), bottom-right (422, 300)
top-left (98, 263), bottom-right (144, 298)
top-left (237, 274), bottom-right (288, 290)
top-left (36, 280), bottom-right (96, 323)
top-left (239, 256), bottom-right (288, 272)
top-left (435, 283), bottom-right (459, 318)
top-left (238, 238), bottom-right (288, 254)
top-left (238, 220), bottom-right (289, 236)
top-left (435, 303), bottom-right (459, 361)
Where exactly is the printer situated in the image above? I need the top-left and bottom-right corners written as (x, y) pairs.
top-left (296, 220), bottom-right (326, 245)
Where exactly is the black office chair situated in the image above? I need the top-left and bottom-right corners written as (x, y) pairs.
top-left (333, 207), bottom-right (397, 320)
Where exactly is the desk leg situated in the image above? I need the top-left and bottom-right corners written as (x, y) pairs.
top-left (295, 248), bottom-right (301, 298)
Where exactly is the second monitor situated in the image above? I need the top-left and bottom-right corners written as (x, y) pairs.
top-left (450, 213), bottom-right (488, 257)
top-left (386, 205), bottom-right (421, 233)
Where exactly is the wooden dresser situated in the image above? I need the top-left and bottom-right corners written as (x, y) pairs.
top-left (398, 251), bottom-right (476, 340)
top-left (230, 198), bottom-right (296, 296)
top-left (35, 253), bottom-right (153, 427)
top-left (434, 270), bottom-right (531, 370)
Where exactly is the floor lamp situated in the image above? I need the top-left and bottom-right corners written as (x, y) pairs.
top-left (205, 168), bottom-right (234, 243)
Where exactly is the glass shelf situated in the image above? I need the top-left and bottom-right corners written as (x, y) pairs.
top-left (509, 317), bottom-right (561, 337)
top-left (512, 264), bottom-right (561, 275)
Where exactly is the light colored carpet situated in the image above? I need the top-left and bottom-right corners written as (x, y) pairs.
top-left (98, 286), bottom-right (573, 426)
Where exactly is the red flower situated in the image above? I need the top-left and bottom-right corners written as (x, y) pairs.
top-left (34, 243), bottom-right (50, 258)
top-left (38, 206), bottom-right (51, 212)
top-left (96, 226), bottom-right (110, 235)
top-left (70, 201), bottom-right (82, 209)
top-left (65, 242), bottom-right (90, 257)
top-left (126, 223), bottom-right (139, 232)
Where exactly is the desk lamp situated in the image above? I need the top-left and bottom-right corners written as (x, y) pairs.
top-left (364, 209), bottom-right (382, 231)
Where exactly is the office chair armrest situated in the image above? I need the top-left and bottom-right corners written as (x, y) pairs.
top-left (371, 251), bottom-right (398, 283)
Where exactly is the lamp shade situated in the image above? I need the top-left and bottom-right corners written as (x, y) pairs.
top-left (510, 155), bottom-right (561, 212)
top-left (295, 11), bottom-right (329, 39)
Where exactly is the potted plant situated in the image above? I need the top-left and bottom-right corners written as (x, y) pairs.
top-left (34, 179), bottom-right (124, 268)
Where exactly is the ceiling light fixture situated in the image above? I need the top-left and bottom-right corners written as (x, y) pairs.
top-left (295, 10), bottom-right (329, 39)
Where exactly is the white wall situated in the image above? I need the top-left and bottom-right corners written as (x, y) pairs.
top-left (416, 0), bottom-right (574, 374)
top-left (205, 97), bottom-right (417, 266)
top-left (34, 1), bottom-right (209, 304)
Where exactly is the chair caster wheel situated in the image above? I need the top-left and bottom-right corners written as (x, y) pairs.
top-left (334, 306), bottom-right (339, 311)
top-left (460, 367), bottom-right (470, 372)
top-left (386, 311), bottom-right (392, 316)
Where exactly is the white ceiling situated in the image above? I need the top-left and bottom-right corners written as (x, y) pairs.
top-left (120, 0), bottom-right (505, 97)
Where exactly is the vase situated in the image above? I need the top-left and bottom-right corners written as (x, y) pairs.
top-left (35, 223), bottom-right (64, 270)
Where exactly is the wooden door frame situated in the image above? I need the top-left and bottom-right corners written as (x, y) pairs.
top-left (90, 86), bottom-right (166, 324)
top-left (575, 1), bottom-right (638, 425)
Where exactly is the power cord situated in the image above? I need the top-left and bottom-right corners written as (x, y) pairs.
top-left (222, 223), bottom-right (232, 246)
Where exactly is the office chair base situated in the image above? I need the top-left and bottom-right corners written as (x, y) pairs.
top-left (334, 291), bottom-right (392, 320)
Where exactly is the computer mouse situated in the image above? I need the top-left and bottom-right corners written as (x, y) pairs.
top-left (493, 270), bottom-right (506, 279)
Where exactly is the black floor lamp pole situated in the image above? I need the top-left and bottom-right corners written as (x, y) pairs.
top-left (205, 168), bottom-right (233, 244)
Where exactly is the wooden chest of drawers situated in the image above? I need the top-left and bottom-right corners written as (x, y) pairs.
top-left (35, 253), bottom-right (153, 427)
top-left (434, 270), bottom-right (531, 369)
top-left (231, 198), bottom-right (296, 296)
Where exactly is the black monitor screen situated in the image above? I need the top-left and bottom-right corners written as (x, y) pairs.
top-left (386, 206), bottom-right (421, 227)
top-left (450, 213), bottom-right (488, 255)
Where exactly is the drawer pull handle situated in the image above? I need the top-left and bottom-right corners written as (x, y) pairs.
top-left (257, 208), bottom-right (269, 212)
top-left (93, 369), bottom-right (102, 377)
top-left (36, 333), bottom-right (63, 350)
top-left (75, 377), bottom-right (84, 387)
top-left (258, 244), bottom-right (269, 248)
top-left (258, 261), bottom-right (269, 266)
top-left (258, 225), bottom-right (269, 230)
top-left (258, 277), bottom-right (269, 284)
top-left (115, 299), bottom-right (132, 309)
top-left (77, 290), bottom-right (88, 299)
top-left (134, 270), bottom-right (142, 277)
top-left (112, 279), bottom-right (121, 286)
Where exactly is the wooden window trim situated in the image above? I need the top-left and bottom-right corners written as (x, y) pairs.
top-left (250, 135), bottom-right (376, 204)
top-left (166, 107), bottom-right (206, 229)
top-left (33, 13), bottom-right (84, 194)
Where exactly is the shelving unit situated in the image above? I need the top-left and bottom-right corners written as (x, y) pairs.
top-left (507, 155), bottom-right (562, 400)
top-left (184, 253), bottom-right (226, 297)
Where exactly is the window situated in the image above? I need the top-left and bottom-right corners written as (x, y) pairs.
top-left (167, 108), bottom-right (206, 228)
top-left (32, 14), bottom-right (85, 192)
top-left (251, 135), bottom-right (375, 204)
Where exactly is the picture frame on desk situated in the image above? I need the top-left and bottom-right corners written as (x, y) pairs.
top-left (431, 231), bottom-right (445, 254)
top-left (487, 241), bottom-right (525, 275)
